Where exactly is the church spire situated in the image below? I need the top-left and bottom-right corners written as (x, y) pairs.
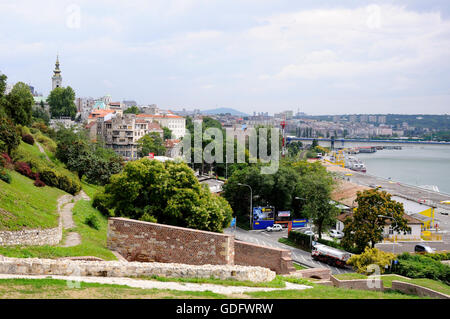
top-left (52, 54), bottom-right (62, 90)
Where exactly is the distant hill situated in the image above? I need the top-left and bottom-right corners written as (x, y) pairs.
top-left (201, 108), bottom-right (249, 116)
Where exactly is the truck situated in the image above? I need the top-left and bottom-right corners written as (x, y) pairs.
top-left (311, 243), bottom-right (352, 268)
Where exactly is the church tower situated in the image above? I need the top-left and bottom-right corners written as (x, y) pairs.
top-left (51, 55), bottom-right (62, 90)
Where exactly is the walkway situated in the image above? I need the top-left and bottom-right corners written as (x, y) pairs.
top-left (0, 274), bottom-right (312, 295)
top-left (59, 191), bottom-right (90, 247)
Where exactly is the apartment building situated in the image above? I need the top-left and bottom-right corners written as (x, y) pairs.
top-left (136, 113), bottom-right (186, 138)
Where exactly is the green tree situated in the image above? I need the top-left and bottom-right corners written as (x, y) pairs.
top-left (0, 116), bottom-right (21, 155)
top-left (137, 132), bottom-right (166, 157)
top-left (94, 159), bottom-right (233, 232)
top-left (47, 86), bottom-right (77, 119)
top-left (123, 106), bottom-right (140, 114)
top-left (32, 101), bottom-right (50, 125)
top-left (295, 170), bottom-right (338, 238)
top-left (341, 189), bottom-right (411, 253)
top-left (3, 82), bottom-right (34, 126)
top-left (347, 247), bottom-right (395, 274)
top-left (163, 126), bottom-right (173, 140)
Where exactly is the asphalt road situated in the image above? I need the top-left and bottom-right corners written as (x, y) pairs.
top-left (224, 227), bottom-right (353, 275)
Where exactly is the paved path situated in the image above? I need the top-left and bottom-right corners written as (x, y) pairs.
top-left (225, 227), bottom-right (353, 275)
top-left (58, 191), bottom-right (91, 247)
top-left (0, 274), bottom-right (312, 295)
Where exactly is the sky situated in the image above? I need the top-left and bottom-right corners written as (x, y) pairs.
top-left (1, 0), bottom-right (450, 115)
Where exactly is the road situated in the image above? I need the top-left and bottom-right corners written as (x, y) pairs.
top-left (224, 227), bottom-right (353, 275)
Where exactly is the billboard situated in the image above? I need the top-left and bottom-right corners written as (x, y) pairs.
top-left (292, 219), bottom-right (308, 228)
top-left (252, 206), bottom-right (275, 230)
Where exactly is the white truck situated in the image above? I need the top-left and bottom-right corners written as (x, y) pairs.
top-left (311, 243), bottom-right (352, 268)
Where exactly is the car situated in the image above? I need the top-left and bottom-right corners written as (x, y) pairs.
top-left (440, 211), bottom-right (449, 216)
top-left (329, 229), bottom-right (344, 239)
top-left (266, 224), bottom-right (283, 232)
top-left (414, 244), bottom-right (435, 254)
top-left (303, 230), bottom-right (315, 236)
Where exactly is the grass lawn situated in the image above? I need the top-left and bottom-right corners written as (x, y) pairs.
top-left (0, 278), bottom-right (225, 299)
top-left (245, 284), bottom-right (425, 299)
top-left (0, 199), bottom-right (116, 260)
top-left (81, 179), bottom-right (104, 199)
top-left (335, 273), bottom-right (450, 296)
top-left (293, 263), bottom-right (307, 270)
top-left (0, 170), bottom-right (66, 230)
top-left (137, 275), bottom-right (288, 288)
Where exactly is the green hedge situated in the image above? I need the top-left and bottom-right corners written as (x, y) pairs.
top-left (394, 253), bottom-right (450, 285)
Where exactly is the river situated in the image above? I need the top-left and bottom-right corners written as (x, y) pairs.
top-left (355, 145), bottom-right (450, 195)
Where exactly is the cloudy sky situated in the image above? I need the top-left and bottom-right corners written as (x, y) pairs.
top-left (1, 0), bottom-right (450, 115)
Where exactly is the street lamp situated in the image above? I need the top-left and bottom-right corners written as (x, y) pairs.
top-left (238, 183), bottom-right (253, 230)
top-left (378, 215), bottom-right (398, 255)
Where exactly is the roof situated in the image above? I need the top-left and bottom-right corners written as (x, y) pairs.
top-left (165, 139), bottom-right (181, 148)
top-left (331, 180), bottom-right (371, 207)
top-left (147, 122), bottom-right (163, 130)
top-left (93, 101), bottom-right (107, 110)
top-left (88, 109), bottom-right (115, 119)
top-left (336, 211), bottom-right (423, 225)
top-left (85, 121), bottom-right (96, 129)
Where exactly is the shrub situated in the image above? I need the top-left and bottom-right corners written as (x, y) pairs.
top-left (85, 213), bottom-right (100, 230)
top-left (14, 161), bottom-right (35, 179)
top-left (347, 247), bottom-right (395, 274)
top-left (1, 153), bottom-right (13, 168)
top-left (22, 134), bottom-right (35, 145)
top-left (39, 168), bottom-right (59, 187)
top-left (394, 253), bottom-right (450, 284)
top-left (93, 192), bottom-right (114, 217)
top-left (288, 230), bottom-right (314, 252)
top-left (33, 178), bottom-right (46, 187)
top-left (0, 169), bottom-right (11, 183)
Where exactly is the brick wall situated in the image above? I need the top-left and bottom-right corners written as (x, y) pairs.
top-left (234, 240), bottom-right (295, 274)
top-left (107, 218), bottom-right (235, 266)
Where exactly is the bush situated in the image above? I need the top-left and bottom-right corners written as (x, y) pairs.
top-left (0, 169), bottom-right (11, 183)
top-left (92, 192), bottom-right (114, 217)
top-left (1, 153), bottom-right (13, 168)
top-left (22, 134), bottom-right (35, 145)
top-left (84, 213), bottom-right (100, 230)
top-left (33, 178), bottom-right (46, 187)
top-left (288, 230), bottom-right (314, 252)
top-left (394, 253), bottom-right (450, 284)
top-left (14, 161), bottom-right (35, 180)
top-left (39, 168), bottom-right (59, 187)
top-left (347, 247), bottom-right (395, 274)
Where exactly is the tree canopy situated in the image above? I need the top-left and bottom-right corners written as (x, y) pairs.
top-left (123, 106), bottom-right (140, 114)
top-left (137, 132), bottom-right (166, 157)
top-left (94, 159), bottom-right (233, 232)
top-left (2, 82), bottom-right (34, 126)
top-left (341, 189), bottom-right (411, 253)
top-left (0, 116), bottom-right (20, 155)
top-left (47, 86), bottom-right (77, 119)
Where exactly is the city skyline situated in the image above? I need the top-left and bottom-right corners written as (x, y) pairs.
top-left (1, 0), bottom-right (450, 115)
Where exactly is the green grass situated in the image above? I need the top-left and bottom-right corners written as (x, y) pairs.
top-left (335, 273), bottom-right (450, 296)
top-left (0, 199), bottom-right (116, 260)
top-left (0, 278), bottom-right (225, 299)
top-left (245, 283), bottom-right (425, 299)
top-left (137, 275), bottom-right (287, 288)
top-left (293, 263), bottom-right (307, 270)
top-left (81, 179), bottom-right (104, 199)
top-left (0, 170), bottom-right (66, 230)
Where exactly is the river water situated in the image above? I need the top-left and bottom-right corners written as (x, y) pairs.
top-left (355, 145), bottom-right (450, 195)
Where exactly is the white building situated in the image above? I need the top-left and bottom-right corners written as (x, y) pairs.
top-left (136, 113), bottom-right (186, 138)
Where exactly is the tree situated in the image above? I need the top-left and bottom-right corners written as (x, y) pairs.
top-left (123, 106), bottom-right (140, 114)
top-left (341, 189), bottom-right (411, 253)
top-left (137, 132), bottom-right (166, 157)
top-left (3, 82), bottom-right (34, 126)
top-left (47, 86), bottom-right (77, 119)
top-left (163, 126), bottom-right (173, 140)
top-left (32, 101), bottom-right (50, 125)
top-left (311, 139), bottom-right (318, 148)
top-left (295, 170), bottom-right (339, 238)
top-left (93, 159), bottom-right (233, 232)
top-left (347, 247), bottom-right (395, 274)
top-left (0, 116), bottom-right (20, 155)
top-left (0, 73), bottom-right (7, 99)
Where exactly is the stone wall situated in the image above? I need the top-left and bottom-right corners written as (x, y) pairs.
top-left (234, 240), bottom-right (295, 274)
top-left (107, 218), bottom-right (235, 266)
top-left (391, 281), bottom-right (450, 299)
top-left (330, 275), bottom-right (384, 291)
top-left (0, 255), bottom-right (276, 282)
top-left (0, 194), bottom-right (72, 246)
top-left (295, 268), bottom-right (331, 280)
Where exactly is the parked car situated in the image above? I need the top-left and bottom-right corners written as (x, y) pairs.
top-left (329, 229), bottom-right (344, 239)
top-left (303, 230), bottom-right (315, 236)
top-left (266, 224), bottom-right (283, 232)
top-left (440, 211), bottom-right (449, 216)
top-left (414, 244), bottom-right (435, 254)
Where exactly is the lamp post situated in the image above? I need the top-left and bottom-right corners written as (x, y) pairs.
top-left (238, 183), bottom-right (253, 230)
top-left (378, 215), bottom-right (398, 256)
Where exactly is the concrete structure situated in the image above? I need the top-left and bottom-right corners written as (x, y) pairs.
top-left (137, 113), bottom-right (186, 139)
